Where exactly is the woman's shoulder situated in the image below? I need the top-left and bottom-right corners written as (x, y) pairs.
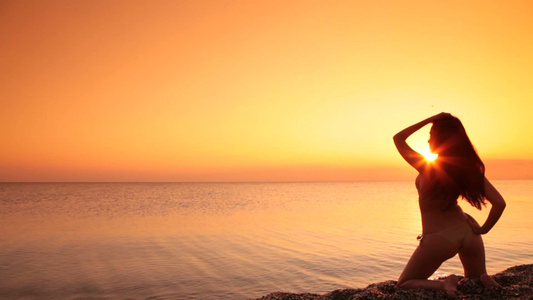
top-left (417, 166), bottom-right (436, 182)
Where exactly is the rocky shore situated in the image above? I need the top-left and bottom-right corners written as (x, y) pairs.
top-left (252, 264), bottom-right (533, 299)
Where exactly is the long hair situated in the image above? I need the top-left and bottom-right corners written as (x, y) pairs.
top-left (428, 116), bottom-right (486, 210)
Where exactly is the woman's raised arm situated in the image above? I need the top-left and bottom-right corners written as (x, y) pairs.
top-left (393, 112), bottom-right (450, 172)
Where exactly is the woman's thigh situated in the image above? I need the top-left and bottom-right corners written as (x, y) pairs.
top-left (458, 234), bottom-right (487, 277)
top-left (398, 234), bottom-right (458, 284)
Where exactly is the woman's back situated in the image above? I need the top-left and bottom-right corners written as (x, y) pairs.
top-left (416, 172), bottom-right (468, 233)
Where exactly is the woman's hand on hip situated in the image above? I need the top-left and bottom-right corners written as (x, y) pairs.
top-left (465, 213), bottom-right (485, 235)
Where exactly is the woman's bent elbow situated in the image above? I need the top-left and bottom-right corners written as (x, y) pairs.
top-left (496, 200), bottom-right (506, 212)
top-left (393, 134), bottom-right (403, 143)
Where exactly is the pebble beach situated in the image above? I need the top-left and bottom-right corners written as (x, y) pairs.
top-left (253, 264), bottom-right (533, 300)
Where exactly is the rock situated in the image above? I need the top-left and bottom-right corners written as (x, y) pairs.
top-left (251, 264), bottom-right (533, 300)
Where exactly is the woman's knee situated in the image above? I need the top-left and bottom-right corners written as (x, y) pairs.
top-left (397, 279), bottom-right (409, 289)
top-left (397, 276), bottom-right (406, 287)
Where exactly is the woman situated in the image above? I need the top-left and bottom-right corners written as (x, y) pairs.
top-left (394, 112), bottom-right (506, 296)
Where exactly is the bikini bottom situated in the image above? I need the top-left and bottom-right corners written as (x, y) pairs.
top-left (417, 222), bottom-right (473, 252)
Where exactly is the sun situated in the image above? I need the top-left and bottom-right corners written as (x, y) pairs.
top-left (422, 149), bottom-right (438, 162)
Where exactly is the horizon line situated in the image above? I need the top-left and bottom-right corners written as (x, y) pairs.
top-left (1, 177), bottom-right (530, 184)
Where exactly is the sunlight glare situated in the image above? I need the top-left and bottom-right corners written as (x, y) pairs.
top-left (422, 150), bottom-right (438, 162)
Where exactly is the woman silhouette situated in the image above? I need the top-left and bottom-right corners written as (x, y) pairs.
top-left (394, 113), bottom-right (506, 295)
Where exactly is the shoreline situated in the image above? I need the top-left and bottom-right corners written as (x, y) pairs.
top-left (252, 264), bottom-right (533, 299)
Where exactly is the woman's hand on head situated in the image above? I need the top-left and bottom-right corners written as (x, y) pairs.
top-left (464, 213), bottom-right (485, 235)
top-left (430, 112), bottom-right (452, 123)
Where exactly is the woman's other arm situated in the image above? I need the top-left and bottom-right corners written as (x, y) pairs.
top-left (465, 178), bottom-right (506, 234)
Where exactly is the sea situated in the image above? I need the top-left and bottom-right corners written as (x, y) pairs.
top-left (0, 180), bottom-right (531, 299)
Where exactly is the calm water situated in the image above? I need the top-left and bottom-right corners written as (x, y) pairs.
top-left (0, 180), bottom-right (531, 299)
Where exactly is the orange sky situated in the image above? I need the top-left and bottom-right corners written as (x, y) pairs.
top-left (1, 0), bottom-right (533, 182)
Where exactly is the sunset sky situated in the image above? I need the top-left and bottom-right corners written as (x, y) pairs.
top-left (2, 0), bottom-right (532, 182)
